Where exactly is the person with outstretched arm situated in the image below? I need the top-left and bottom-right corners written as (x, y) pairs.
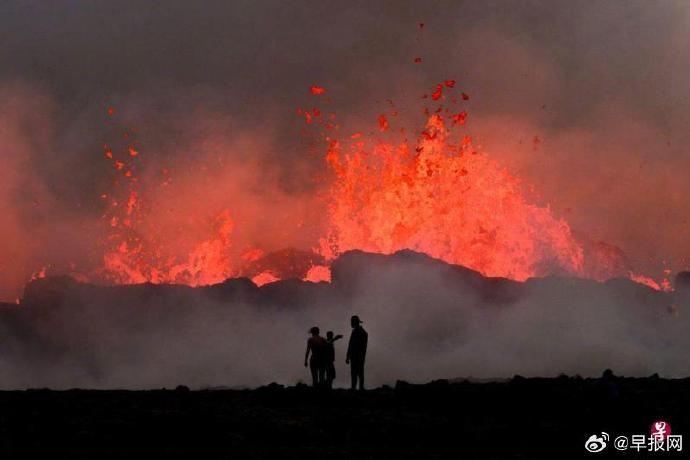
top-left (324, 331), bottom-right (343, 389)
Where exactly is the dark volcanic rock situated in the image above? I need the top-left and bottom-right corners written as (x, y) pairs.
top-left (331, 249), bottom-right (526, 305)
top-left (0, 378), bottom-right (688, 459)
top-left (676, 271), bottom-right (690, 290)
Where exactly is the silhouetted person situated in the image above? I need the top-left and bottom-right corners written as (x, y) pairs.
top-left (324, 331), bottom-right (343, 389)
top-left (346, 315), bottom-right (368, 390)
top-left (304, 326), bottom-right (327, 387)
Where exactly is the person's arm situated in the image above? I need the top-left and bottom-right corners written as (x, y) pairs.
top-left (333, 334), bottom-right (343, 342)
top-left (304, 341), bottom-right (311, 367)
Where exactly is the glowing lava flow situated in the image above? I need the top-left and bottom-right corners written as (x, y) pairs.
top-left (91, 83), bottom-right (668, 290)
top-left (318, 113), bottom-right (584, 281)
top-left (313, 83), bottom-right (670, 288)
top-left (102, 209), bottom-right (237, 286)
top-left (100, 132), bottom-right (241, 286)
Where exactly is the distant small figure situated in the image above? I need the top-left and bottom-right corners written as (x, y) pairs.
top-left (304, 326), bottom-right (327, 387)
top-left (324, 331), bottom-right (343, 389)
top-left (346, 315), bottom-right (368, 390)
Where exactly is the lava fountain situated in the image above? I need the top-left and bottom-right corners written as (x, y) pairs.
top-left (319, 112), bottom-right (585, 281)
top-left (26, 81), bottom-right (668, 293)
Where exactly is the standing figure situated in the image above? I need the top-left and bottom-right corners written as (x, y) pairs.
top-left (346, 315), bottom-right (368, 390)
top-left (324, 331), bottom-right (343, 389)
top-left (304, 326), bottom-right (326, 387)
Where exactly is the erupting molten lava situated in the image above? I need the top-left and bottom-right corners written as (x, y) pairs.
top-left (99, 132), bottom-right (243, 286)
top-left (40, 80), bottom-right (667, 292)
top-left (103, 209), bottom-right (237, 286)
top-left (318, 113), bottom-right (584, 281)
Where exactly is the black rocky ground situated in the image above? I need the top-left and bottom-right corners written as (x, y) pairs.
top-left (1, 376), bottom-right (688, 459)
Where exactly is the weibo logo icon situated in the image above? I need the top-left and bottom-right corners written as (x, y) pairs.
top-left (584, 432), bottom-right (609, 453)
